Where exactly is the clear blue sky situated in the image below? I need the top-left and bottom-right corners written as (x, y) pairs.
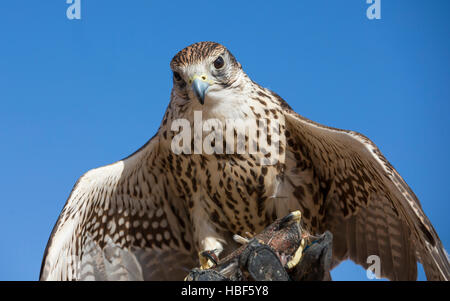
top-left (0, 0), bottom-right (449, 281)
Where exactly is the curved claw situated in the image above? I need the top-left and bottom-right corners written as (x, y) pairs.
top-left (233, 234), bottom-right (250, 245)
top-left (286, 238), bottom-right (306, 270)
top-left (199, 250), bottom-right (219, 270)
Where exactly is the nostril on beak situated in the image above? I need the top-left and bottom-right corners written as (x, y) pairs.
top-left (192, 78), bottom-right (210, 105)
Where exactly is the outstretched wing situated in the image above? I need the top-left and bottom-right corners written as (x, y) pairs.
top-left (40, 136), bottom-right (196, 280)
top-left (283, 109), bottom-right (450, 281)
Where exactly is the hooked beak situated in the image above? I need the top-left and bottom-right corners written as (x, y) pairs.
top-left (191, 77), bottom-right (210, 105)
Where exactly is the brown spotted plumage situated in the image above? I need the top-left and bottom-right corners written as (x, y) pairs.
top-left (41, 42), bottom-right (449, 281)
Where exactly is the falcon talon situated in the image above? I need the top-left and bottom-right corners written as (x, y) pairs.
top-left (199, 250), bottom-right (219, 270)
top-left (286, 238), bottom-right (306, 270)
top-left (233, 234), bottom-right (249, 245)
top-left (289, 231), bottom-right (334, 281)
top-left (187, 211), bottom-right (326, 281)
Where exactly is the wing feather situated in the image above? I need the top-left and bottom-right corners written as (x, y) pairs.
top-left (283, 109), bottom-right (449, 280)
top-left (40, 136), bottom-right (196, 280)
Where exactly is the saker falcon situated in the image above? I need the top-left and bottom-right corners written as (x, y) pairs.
top-left (40, 42), bottom-right (450, 281)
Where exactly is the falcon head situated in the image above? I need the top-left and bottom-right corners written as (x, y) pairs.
top-left (170, 42), bottom-right (244, 106)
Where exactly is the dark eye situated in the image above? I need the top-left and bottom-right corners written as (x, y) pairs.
top-left (173, 72), bottom-right (182, 81)
top-left (213, 56), bottom-right (225, 69)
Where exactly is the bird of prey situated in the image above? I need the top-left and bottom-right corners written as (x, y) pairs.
top-left (40, 41), bottom-right (449, 281)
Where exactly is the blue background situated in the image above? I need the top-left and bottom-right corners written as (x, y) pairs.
top-left (0, 0), bottom-right (448, 281)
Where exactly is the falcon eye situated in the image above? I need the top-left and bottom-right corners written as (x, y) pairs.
top-left (173, 72), bottom-right (182, 81)
top-left (213, 56), bottom-right (225, 69)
